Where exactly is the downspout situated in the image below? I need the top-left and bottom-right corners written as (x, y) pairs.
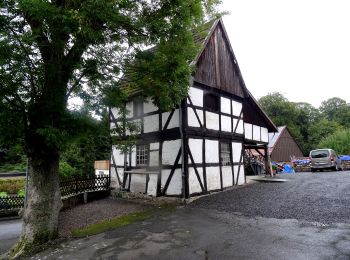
top-left (179, 99), bottom-right (186, 202)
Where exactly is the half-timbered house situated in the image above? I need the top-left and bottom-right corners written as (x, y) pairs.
top-left (109, 19), bottom-right (277, 198)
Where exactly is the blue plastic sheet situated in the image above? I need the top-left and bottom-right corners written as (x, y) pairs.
top-left (282, 164), bottom-right (295, 174)
top-left (340, 155), bottom-right (350, 161)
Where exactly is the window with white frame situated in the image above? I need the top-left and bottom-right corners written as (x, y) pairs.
top-left (220, 142), bottom-right (231, 166)
top-left (136, 144), bottom-right (149, 166)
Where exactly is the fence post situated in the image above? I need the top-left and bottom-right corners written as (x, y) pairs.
top-left (75, 178), bottom-right (78, 195)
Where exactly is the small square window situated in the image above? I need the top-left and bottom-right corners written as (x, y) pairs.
top-left (204, 93), bottom-right (219, 112)
top-left (220, 142), bottom-right (231, 166)
top-left (136, 144), bottom-right (149, 166)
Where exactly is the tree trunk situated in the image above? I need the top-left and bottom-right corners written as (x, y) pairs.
top-left (9, 155), bottom-right (62, 257)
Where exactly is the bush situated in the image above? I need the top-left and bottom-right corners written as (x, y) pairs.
top-left (318, 129), bottom-right (350, 154)
top-left (0, 178), bottom-right (25, 195)
top-left (0, 191), bottom-right (8, 198)
top-left (59, 161), bottom-right (77, 178)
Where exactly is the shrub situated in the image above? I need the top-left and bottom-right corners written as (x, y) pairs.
top-left (0, 191), bottom-right (8, 198)
top-left (59, 161), bottom-right (77, 178)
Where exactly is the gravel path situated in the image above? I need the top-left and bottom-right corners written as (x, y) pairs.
top-left (189, 171), bottom-right (350, 224)
top-left (58, 197), bottom-right (152, 237)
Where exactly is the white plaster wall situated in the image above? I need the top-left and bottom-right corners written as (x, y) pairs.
top-left (110, 167), bottom-right (119, 189)
top-left (143, 114), bottom-right (159, 133)
top-left (162, 140), bottom-right (181, 165)
top-left (244, 123), bottom-right (253, 140)
top-left (234, 165), bottom-right (245, 185)
top-left (189, 167), bottom-right (204, 194)
top-left (150, 143), bottom-right (159, 150)
top-left (147, 174), bottom-right (158, 196)
top-left (232, 142), bottom-right (242, 163)
top-left (129, 174), bottom-right (146, 194)
top-left (162, 109), bottom-right (179, 130)
top-left (188, 139), bottom-right (202, 163)
top-left (232, 100), bottom-right (242, 116)
top-left (253, 125), bottom-right (261, 141)
top-left (111, 107), bottom-right (121, 119)
top-left (206, 166), bottom-right (221, 191)
top-left (161, 169), bottom-right (182, 195)
top-left (261, 127), bottom-right (269, 142)
top-left (188, 87), bottom-right (203, 107)
top-left (112, 146), bottom-right (125, 165)
top-left (222, 166), bottom-right (233, 188)
top-left (149, 151), bottom-right (159, 166)
top-left (205, 139), bottom-right (219, 163)
top-left (221, 97), bottom-right (231, 114)
top-left (188, 107), bottom-right (203, 127)
top-left (131, 147), bottom-right (136, 167)
top-left (126, 101), bottom-right (133, 118)
top-left (143, 99), bottom-right (158, 114)
top-left (206, 112), bottom-right (219, 131)
top-left (236, 120), bottom-right (244, 134)
top-left (221, 115), bottom-right (231, 132)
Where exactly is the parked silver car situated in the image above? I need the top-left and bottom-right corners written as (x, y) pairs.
top-left (310, 149), bottom-right (343, 172)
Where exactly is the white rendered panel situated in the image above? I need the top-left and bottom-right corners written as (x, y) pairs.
top-left (129, 174), bottom-right (146, 194)
top-left (232, 142), bottom-right (242, 163)
top-left (143, 99), bottom-right (158, 114)
top-left (253, 125), bottom-right (261, 141)
top-left (261, 127), bottom-right (269, 142)
top-left (222, 166), bottom-right (233, 188)
top-left (221, 97), bottom-right (231, 114)
top-left (131, 147), bottom-right (136, 167)
top-left (112, 146), bottom-right (125, 166)
top-left (236, 120), bottom-right (244, 134)
top-left (111, 107), bottom-right (121, 119)
top-left (95, 169), bottom-right (109, 176)
top-left (206, 112), bottom-right (219, 131)
top-left (188, 87), bottom-right (203, 107)
top-left (126, 101), bottom-right (133, 118)
top-left (143, 114), bottom-right (159, 133)
top-left (162, 109), bottom-right (179, 130)
top-left (206, 167), bottom-right (221, 191)
top-left (149, 151), bottom-right (159, 166)
top-left (162, 140), bottom-right (181, 165)
top-left (244, 123), bottom-right (253, 140)
top-left (221, 115), bottom-right (231, 132)
top-left (189, 167), bottom-right (204, 194)
top-left (232, 100), bottom-right (242, 116)
top-left (234, 165), bottom-right (245, 185)
top-left (188, 107), bottom-right (203, 127)
top-left (205, 139), bottom-right (219, 163)
top-left (110, 167), bottom-right (124, 189)
top-left (150, 142), bottom-right (159, 150)
top-left (188, 139), bottom-right (202, 163)
top-left (147, 174), bottom-right (158, 196)
top-left (161, 169), bottom-right (182, 195)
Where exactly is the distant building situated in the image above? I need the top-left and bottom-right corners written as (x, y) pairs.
top-left (268, 126), bottom-right (304, 162)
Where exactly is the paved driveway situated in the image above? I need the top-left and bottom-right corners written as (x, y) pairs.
top-left (190, 171), bottom-right (350, 224)
top-left (30, 171), bottom-right (350, 259)
top-left (0, 218), bottom-right (21, 254)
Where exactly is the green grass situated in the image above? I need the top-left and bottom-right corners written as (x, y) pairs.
top-left (71, 210), bottom-right (154, 238)
top-left (71, 203), bottom-right (177, 238)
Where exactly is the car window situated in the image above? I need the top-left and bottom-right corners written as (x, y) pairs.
top-left (311, 150), bottom-right (329, 158)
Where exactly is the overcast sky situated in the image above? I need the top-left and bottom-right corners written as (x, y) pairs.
top-left (221, 0), bottom-right (350, 108)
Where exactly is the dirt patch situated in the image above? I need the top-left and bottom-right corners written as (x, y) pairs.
top-left (58, 197), bottom-right (153, 237)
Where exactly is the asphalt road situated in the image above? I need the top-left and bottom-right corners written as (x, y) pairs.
top-left (0, 218), bottom-right (21, 254)
top-left (30, 171), bottom-right (350, 259)
top-left (190, 171), bottom-right (350, 224)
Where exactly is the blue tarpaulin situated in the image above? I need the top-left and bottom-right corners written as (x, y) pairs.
top-left (340, 155), bottom-right (350, 161)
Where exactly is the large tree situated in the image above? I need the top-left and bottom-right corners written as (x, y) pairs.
top-left (0, 0), bottom-right (220, 256)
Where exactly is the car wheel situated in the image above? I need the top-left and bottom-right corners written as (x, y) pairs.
top-left (311, 168), bottom-right (315, 172)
